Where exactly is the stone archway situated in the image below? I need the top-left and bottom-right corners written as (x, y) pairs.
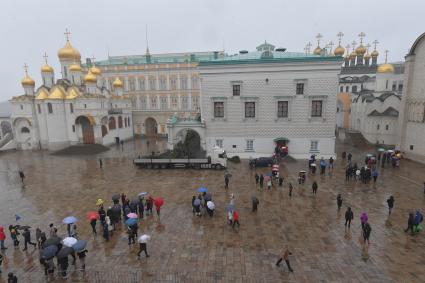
top-left (145, 117), bottom-right (158, 136)
top-left (13, 118), bottom-right (32, 150)
top-left (174, 128), bottom-right (202, 158)
top-left (76, 116), bottom-right (95, 144)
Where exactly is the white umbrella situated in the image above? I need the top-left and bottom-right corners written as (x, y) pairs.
top-left (62, 237), bottom-right (78, 247)
top-left (138, 234), bottom-right (151, 243)
top-left (207, 201), bottom-right (215, 210)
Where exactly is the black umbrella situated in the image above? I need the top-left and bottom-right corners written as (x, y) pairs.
top-left (112, 194), bottom-right (120, 201)
top-left (43, 236), bottom-right (62, 248)
top-left (57, 247), bottom-right (74, 259)
top-left (204, 193), bottom-right (212, 201)
top-left (251, 196), bottom-right (258, 202)
top-left (16, 225), bottom-right (31, 230)
top-left (130, 198), bottom-right (139, 205)
top-left (41, 245), bottom-right (58, 260)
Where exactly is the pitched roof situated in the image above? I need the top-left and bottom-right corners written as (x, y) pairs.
top-left (368, 107), bottom-right (399, 117)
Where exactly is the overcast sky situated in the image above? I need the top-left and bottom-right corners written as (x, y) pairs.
top-left (0, 0), bottom-right (423, 102)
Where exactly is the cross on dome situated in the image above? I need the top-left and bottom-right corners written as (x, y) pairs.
top-left (43, 52), bottom-right (49, 64)
top-left (64, 28), bottom-right (71, 41)
top-left (372, 40), bottom-right (379, 50)
top-left (316, 33), bottom-right (323, 47)
top-left (358, 32), bottom-right (366, 44)
top-left (23, 63), bottom-right (29, 75)
top-left (337, 32), bottom-right (344, 45)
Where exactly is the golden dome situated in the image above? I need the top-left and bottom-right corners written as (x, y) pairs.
top-left (84, 71), bottom-right (97, 83)
top-left (58, 41), bottom-right (81, 60)
top-left (90, 65), bottom-right (101, 75)
top-left (313, 46), bottom-right (322, 55)
top-left (21, 74), bottom-right (35, 87)
top-left (112, 77), bottom-right (123, 88)
top-left (69, 63), bottom-right (82, 72)
top-left (41, 64), bottom-right (54, 73)
top-left (377, 63), bottom-right (394, 73)
top-left (371, 49), bottom-right (379, 57)
top-left (48, 87), bottom-right (66, 99)
top-left (364, 53), bottom-right (371, 60)
top-left (350, 51), bottom-right (357, 58)
top-left (66, 87), bottom-right (80, 100)
top-left (35, 89), bottom-right (49, 100)
top-left (355, 45), bottom-right (366, 55)
top-left (334, 45), bottom-right (345, 56)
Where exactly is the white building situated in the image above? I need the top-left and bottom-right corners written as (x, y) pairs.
top-left (198, 42), bottom-right (342, 159)
top-left (9, 38), bottom-right (133, 151)
top-left (397, 32), bottom-right (425, 163)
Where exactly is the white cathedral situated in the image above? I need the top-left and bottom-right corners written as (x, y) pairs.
top-left (9, 36), bottom-right (133, 150)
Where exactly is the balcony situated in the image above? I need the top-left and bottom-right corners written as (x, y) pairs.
top-left (108, 108), bottom-right (123, 114)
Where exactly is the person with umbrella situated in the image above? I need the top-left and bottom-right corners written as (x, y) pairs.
top-left (360, 212), bottom-right (368, 230)
top-left (137, 234), bottom-right (150, 258)
top-left (76, 246), bottom-right (88, 271)
top-left (0, 226), bottom-right (6, 250)
top-left (9, 225), bottom-right (19, 247)
top-left (146, 196), bottom-right (153, 216)
top-left (259, 174), bottom-right (264, 189)
top-left (191, 196), bottom-right (196, 215)
top-left (206, 201), bottom-right (215, 217)
top-left (193, 197), bottom-right (201, 216)
top-left (22, 227), bottom-right (37, 251)
top-left (138, 196), bottom-right (145, 219)
top-left (154, 198), bottom-right (164, 218)
top-left (98, 206), bottom-right (106, 225)
top-left (232, 210), bottom-right (240, 229)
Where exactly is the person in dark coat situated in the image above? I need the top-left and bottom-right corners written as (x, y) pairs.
top-left (127, 226), bottom-right (136, 245)
top-left (362, 222), bottom-right (372, 245)
top-left (18, 170), bottom-right (25, 183)
top-left (404, 213), bottom-right (415, 235)
top-left (278, 177), bottom-right (283, 186)
top-left (224, 175), bottom-right (229, 189)
top-left (259, 174), bottom-right (264, 189)
top-left (347, 153), bottom-right (352, 162)
top-left (99, 159), bottom-right (103, 168)
top-left (289, 182), bottom-right (293, 197)
top-left (7, 272), bottom-right (18, 283)
top-left (22, 228), bottom-right (36, 251)
top-left (255, 173), bottom-right (259, 185)
top-left (138, 198), bottom-right (145, 218)
top-left (90, 219), bottom-right (97, 235)
top-left (252, 197), bottom-right (259, 212)
top-left (312, 181), bottom-right (318, 195)
top-left (337, 194), bottom-right (343, 211)
top-left (387, 196), bottom-right (394, 215)
top-left (344, 207), bottom-right (354, 228)
top-left (58, 256), bottom-right (69, 278)
top-left (102, 222), bottom-right (109, 241)
top-left (99, 206), bottom-right (106, 225)
top-left (77, 249), bottom-right (88, 271)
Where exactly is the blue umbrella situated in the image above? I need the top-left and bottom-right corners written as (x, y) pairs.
top-left (125, 218), bottom-right (137, 226)
top-left (198, 187), bottom-right (208, 193)
top-left (225, 204), bottom-right (235, 212)
top-left (265, 173), bottom-right (273, 177)
top-left (63, 216), bottom-right (77, 224)
top-left (41, 245), bottom-right (58, 260)
top-left (15, 214), bottom-right (21, 221)
top-left (72, 240), bottom-right (87, 252)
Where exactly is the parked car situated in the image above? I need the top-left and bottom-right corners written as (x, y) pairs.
top-left (249, 157), bottom-right (273, 168)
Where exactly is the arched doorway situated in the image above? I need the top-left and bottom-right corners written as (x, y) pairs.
top-left (76, 116), bottom-right (95, 144)
top-left (13, 118), bottom-right (32, 150)
top-left (175, 129), bottom-right (202, 157)
top-left (145, 117), bottom-right (158, 136)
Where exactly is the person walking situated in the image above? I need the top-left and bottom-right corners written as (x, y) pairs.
top-left (22, 228), bottom-right (36, 251)
top-left (423, 181), bottom-right (425, 195)
top-left (232, 210), bottom-right (240, 229)
top-left (347, 153), bottom-right (352, 163)
top-left (255, 173), bottom-right (259, 186)
top-left (138, 197), bottom-right (145, 219)
top-left (252, 197), bottom-right (259, 212)
top-left (288, 182), bottom-right (293, 198)
top-left (276, 245), bottom-right (294, 272)
top-left (98, 206), bottom-right (106, 225)
top-left (137, 238), bottom-right (150, 258)
top-left (404, 213), bottom-right (415, 235)
top-left (99, 159), bottom-right (103, 168)
top-left (344, 207), bottom-right (354, 228)
top-left (102, 221), bottom-right (110, 241)
top-left (337, 194), bottom-right (343, 211)
top-left (372, 169), bottom-right (379, 183)
top-left (0, 226), bottom-right (6, 250)
top-left (360, 212), bottom-right (368, 229)
top-left (90, 219), bottom-right (97, 235)
top-left (77, 249), bottom-right (88, 271)
top-left (18, 170), bottom-right (25, 183)
top-left (387, 196), bottom-right (395, 215)
top-left (7, 272), bottom-right (18, 283)
top-left (224, 174), bottom-right (230, 190)
top-left (9, 225), bottom-right (19, 247)
top-left (35, 227), bottom-right (42, 249)
top-left (312, 181), bottom-right (318, 195)
top-left (127, 225), bottom-right (136, 245)
top-left (329, 157), bottom-right (334, 170)
top-left (362, 221), bottom-right (372, 245)
top-left (267, 178), bottom-right (272, 190)
top-left (0, 252), bottom-right (3, 274)
top-left (259, 174), bottom-right (264, 189)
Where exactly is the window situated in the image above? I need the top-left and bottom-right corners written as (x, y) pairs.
top-left (140, 96), bottom-right (147, 110)
top-left (385, 125), bottom-right (389, 130)
top-left (128, 118), bottom-right (131, 127)
top-left (84, 104), bottom-right (87, 109)
top-left (215, 139), bottom-right (223, 148)
top-left (70, 103), bottom-right (74, 113)
top-left (310, 141), bottom-right (319, 151)
top-left (352, 85), bottom-right (357, 92)
top-left (377, 124), bottom-right (380, 130)
top-left (159, 77), bottom-right (167, 90)
top-left (171, 96), bottom-right (178, 109)
top-left (192, 96), bottom-right (200, 111)
top-left (392, 82), bottom-right (397, 91)
top-left (72, 125), bottom-right (75, 132)
top-left (386, 80), bottom-right (389, 89)
top-left (191, 77), bottom-right (199, 89)
top-left (150, 97), bottom-right (157, 109)
top-left (129, 77), bottom-right (135, 91)
top-left (277, 101), bottom-right (288, 118)
top-left (149, 77), bottom-right (156, 90)
top-left (181, 96), bottom-right (188, 110)
top-left (214, 102), bottom-right (224, 118)
top-left (398, 83), bottom-right (403, 92)
top-left (245, 102), bottom-right (255, 118)
top-left (48, 103), bottom-right (53, 114)
top-left (20, 105), bottom-right (23, 110)
top-left (340, 86), bottom-right (343, 92)
top-left (311, 100), bottom-right (322, 117)
top-left (296, 83), bottom-right (304, 95)
top-left (21, 127), bottom-right (30, 133)
top-left (346, 86), bottom-right (350, 92)
top-left (246, 140), bottom-right (254, 151)
top-left (160, 97), bottom-right (168, 110)
top-left (180, 77), bottom-right (187, 90)
top-left (138, 78), bottom-right (145, 90)
top-left (37, 104), bottom-right (41, 114)
top-left (232, 84), bottom-right (240, 96)
top-left (170, 77), bottom-right (177, 90)
top-left (118, 116), bottom-right (123, 128)
top-left (410, 145), bottom-right (414, 150)
top-left (108, 117), bottom-right (116, 130)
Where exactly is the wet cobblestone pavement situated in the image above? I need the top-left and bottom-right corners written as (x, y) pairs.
top-left (0, 138), bottom-right (424, 282)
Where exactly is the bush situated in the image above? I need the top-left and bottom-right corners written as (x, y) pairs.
top-left (228, 156), bottom-right (241, 163)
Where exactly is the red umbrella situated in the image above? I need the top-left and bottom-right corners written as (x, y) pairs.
top-left (154, 198), bottom-right (164, 208)
top-left (86, 211), bottom-right (99, 221)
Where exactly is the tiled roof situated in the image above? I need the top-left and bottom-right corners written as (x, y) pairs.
top-left (368, 107), bottom-right (399, 117)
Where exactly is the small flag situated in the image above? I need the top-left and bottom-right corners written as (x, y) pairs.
top-left (15, 214), bottom-right (21, 221)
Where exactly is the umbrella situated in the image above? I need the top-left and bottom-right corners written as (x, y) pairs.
top-left (16, 225), bottom-right (31, 230)
top-left (112, 194), bottom-right (120, 201)
top-left (63, 216), bottom-right (77, 224)
top-left (310, 163), bottom-right (316, 167)
top-left (207, 201), bottom-right (215, 210)
top-left (127, 213), bottom-right (138, 219)
top-left (130, 198), bottom-right (139, 205)
top-left (96, 199), bottom-right (104, 206)
top-left (265, 173), bottom-right (273, 177)
top-left (225, 204), bottom-right (235, 212)
top-left (41, 245), bottom-right (58, 260)
top-left (387, 150), bottom-right (394, 153)
top-left (154, 198), bottom-right (164, 207)
top-left (57, 247), bottom-right (74, 259)
top-left (62, 237), bottom-right (77, 247)
top-left (138, 234), bottom-right (151, 243)
top-left (366, 153), bottom-right (373, 157)
top-left (15, 214), bottom-right (21, 221)
top-left (125, 218), bottom-right (137, 226)
top-left (43, 236), bottom-right (62, 248)
top-left (251, 196), bottom-right (258, 202)
top-left (138, 192), bottom-right (148, 197)
top-left (203, 193), bottom-right (212, 201)
top-left (378, 148), bottom-right (385, 152)
top-left (197, 187), bottom-right (208, 193)
top-left (86, 211), bottom-right (99, 221)
top-left (72, 240), bottom-right (87, 252)
top-left (193, 199), bottom-right (201, 206)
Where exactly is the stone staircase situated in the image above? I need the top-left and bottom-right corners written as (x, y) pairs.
top-left (0, 132), bottom-right (13, 148)
top-left (343, 130), bottom-right (371, 148)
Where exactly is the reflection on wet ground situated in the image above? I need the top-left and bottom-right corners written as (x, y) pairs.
top-left (0, 138), bottom-right (424, 282)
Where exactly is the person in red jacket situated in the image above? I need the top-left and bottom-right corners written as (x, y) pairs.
top-left (232, 211), bottom-right (240, 228)
top-left (0, 226), bottom-right (6, 250)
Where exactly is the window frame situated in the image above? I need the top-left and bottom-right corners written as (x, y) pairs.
top-left (213, 102), bottom-right (225, 118)
top-left (210, 97), bottom-right (227, 121)
top-left (244, 101), bottom-right (256, 118)
top-left (277, 101), bottom-right (289, 118)
top-left (232, 84), bottom-right (241, 96)
top-left (296, 83), bottom-right (304, 95)
top-left (245, 139), bottom-right (254, 151)
top-left (311, 100), bottom-right (323, 117)
top-left (47, 103), bottom-right (53, 114)
top-left (215, 139), bottom-right (223, 148)
top-left (310, 140), bottom-right (319, 152)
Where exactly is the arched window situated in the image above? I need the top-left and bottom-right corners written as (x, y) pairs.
top-left (47, 103), bottom-right (53, 114)
top-left (124, 117), bottom-right (127, 128)
top-left (101, 125), bottom-right (108, 137)
top-left (128, 118), bottom-right (131, 127)
top-left (118, 116), bottom-right (123, 128)
top-left (108, 117), bottom-right (116, 130)
top-left (21, 127), bottom-right (30, 133)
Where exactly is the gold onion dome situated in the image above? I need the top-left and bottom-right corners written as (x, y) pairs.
top-left (350, 51), bottom-right (357, 58)
top-left (313, 46), bottom-right (322, 55)
top-left (377, 63), bottom-right (394, 73)
top-left (21, 74), bottom-right (35, 87)
top-left (69, 63), bottom-right (82, 72)
top-left (355, 45), bottom-right (367, 55)
top-left (84, 71), bottom-right (97, 83)
top-left (112, 77), bottom-right (123, 88)
top-left (364, 52), bottom-right (371, 59)
top-left (334, 45), bottom-right (345, 56)
top-left (41, 64), bottom-right (53, 73)
top-left (371, 49), bottom-right (379, 57)
top-left (35, 89), bottom-right (49, 100)
top-left (90, 65), bottom-right (101, 75)
top-left (48, 87), bottom-right (66, 99)
top-left (58, 41), bottom-right (81, 60)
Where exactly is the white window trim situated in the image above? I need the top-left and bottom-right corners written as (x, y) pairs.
top-left (241, 96), bottom-right (259, 122)
top-left (294, 79), bottom-right (308, 96)
top-left (210, 97), bottom-right (227, 121)
top-left (245, 139), bottom-right (255, 152)
top-left (310, 140), bottom-right (320, 153)
top-left (274, 95), bottom-right (294, 121)
top-left (215, 139), bottom-right (223, 148)
top-left (308, 95), bottom-right (327, 122)
top-left (230, 81), bottom-right (243, 98)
